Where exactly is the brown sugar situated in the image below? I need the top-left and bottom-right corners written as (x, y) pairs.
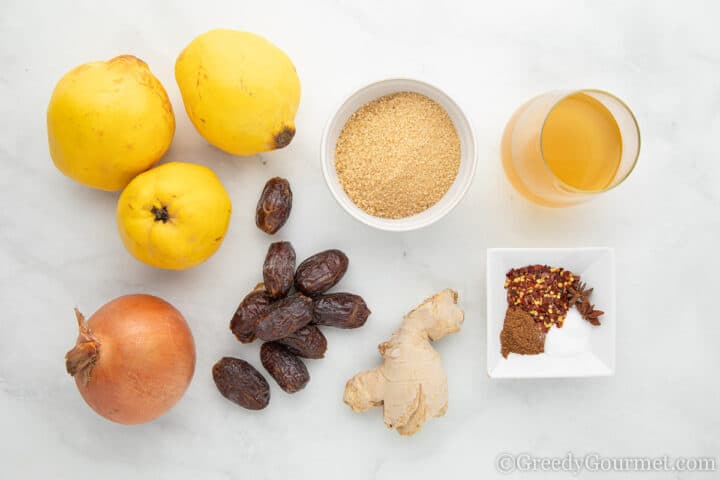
top-left (500, 307), bottom-right (546, 358)
top-left (334, 92), bottom-right (461, 219)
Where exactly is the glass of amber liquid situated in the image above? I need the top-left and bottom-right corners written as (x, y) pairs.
top-left (502, 89), bottom-right (640, 206)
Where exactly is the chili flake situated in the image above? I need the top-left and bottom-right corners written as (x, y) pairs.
top-left (504, 265), bottom-right (575, 331)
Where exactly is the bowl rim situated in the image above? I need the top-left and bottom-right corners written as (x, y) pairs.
top-left (320, 77), bottom-right (477, 232)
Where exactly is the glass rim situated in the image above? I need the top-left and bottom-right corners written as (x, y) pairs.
top-left (538, 88), bottom-right (641, 194)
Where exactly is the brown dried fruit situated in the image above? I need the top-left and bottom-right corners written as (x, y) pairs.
top-left (256, 177), bottom-right (292, 234)
top-left (313, 293), bottom-right (370, 329)
top-left (260, 342), bottom-right (310, 393)
top-left (294, 249), bottom-right (349, 296)
top-left (230, 283), bottom-right (272, 343)
top-left (277, 325), bottom-right (327, 359)
top-left (263, 241), bottom-right (296, 299)
top-left (212, 357), bottom-right (270, 410)
top-left (256, 293), bottom-right (314, 341)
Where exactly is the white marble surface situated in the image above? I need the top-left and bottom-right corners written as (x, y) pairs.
top-left (1, 1), bottom-right (719, 479)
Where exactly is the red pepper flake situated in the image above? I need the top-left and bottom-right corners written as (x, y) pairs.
top-left (505, 265), bottom-right (575, 331)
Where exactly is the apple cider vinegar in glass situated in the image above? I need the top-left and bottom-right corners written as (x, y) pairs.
top-left (502, 89), bottom-right (640, 206)
top-left (541, 93), bottom-right (622, 191)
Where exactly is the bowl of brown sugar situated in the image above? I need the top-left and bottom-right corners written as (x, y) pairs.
top-left (321, 79), bottom-right (476, 231)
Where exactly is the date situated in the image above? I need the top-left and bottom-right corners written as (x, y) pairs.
top-left (256, 293), bottom-right (314, 341)
top-left (263, 241), bottom-right (296, 299)
top-left (312, 293), bottom-right (370, 329)
top-left (294, 249), bottom-right (348, 296)
top-left (230, 283), bottom-right (272, 343)
top-left (277, 325), bottom-right (327, 359)
top-left (260, 342), bottom-right (310, 393)
top-left (212, 357), bottom-right (270, 410)
top-left (256, 177), bottom-right (292, 234)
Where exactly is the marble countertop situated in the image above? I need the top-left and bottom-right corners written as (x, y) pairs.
top-left (1, 1), bottom-right (718, 479)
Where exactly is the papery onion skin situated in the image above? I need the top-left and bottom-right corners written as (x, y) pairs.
top-left (66, 294), bottom-right (196, 424)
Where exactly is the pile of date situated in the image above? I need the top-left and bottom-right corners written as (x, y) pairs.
top-left (213, 242), bottom-right (371, 410)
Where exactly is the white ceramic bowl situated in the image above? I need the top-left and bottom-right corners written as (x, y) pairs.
top-left (321, 79), bottom-right (477, 232)
top-left (486, 248), bottom-right (617, 378)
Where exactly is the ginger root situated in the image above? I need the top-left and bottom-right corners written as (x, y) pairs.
top-left (343, 289), bottom-right (464, 436)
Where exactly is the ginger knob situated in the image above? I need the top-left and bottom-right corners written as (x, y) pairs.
top-left (343, 289), bottom-right (464, 436)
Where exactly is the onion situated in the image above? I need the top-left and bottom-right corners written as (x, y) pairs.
top-left (65, 294), bottom-right (196, 424)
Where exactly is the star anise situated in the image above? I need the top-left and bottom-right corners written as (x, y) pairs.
top-left (577, 299), bottom-right (603, 326)
top-left (568, 280), bottom-right (593, 306)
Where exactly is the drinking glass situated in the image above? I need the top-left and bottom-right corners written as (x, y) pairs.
top-left (501, 89), bottom-right (640, 207)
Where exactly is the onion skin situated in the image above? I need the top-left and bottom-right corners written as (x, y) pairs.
top-left (66, 294), bottom-right (195, 425)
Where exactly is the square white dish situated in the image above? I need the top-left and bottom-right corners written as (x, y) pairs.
top-left (486, 248), bottom-right (616, 378)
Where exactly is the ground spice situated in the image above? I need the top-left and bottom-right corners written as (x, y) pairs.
top-left (335, 92), bottom-right (461, 219)
top-left (500, 307), bottom-right (546, 358)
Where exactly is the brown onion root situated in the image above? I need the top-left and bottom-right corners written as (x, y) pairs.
top-left (65, 308), bottom-right (100, 385)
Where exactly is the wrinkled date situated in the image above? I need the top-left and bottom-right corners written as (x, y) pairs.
top-left (212, 357), bottom-right (270, 410)
top-left (260, 342), bottom-right (310, 393)
top-left (312, 293), bottom-right (371, 329)
top-left (277, 325), bottom-right (327, 359)
top-left (256, 177), bottom-right (292, 235)
top-left (256, 293), bottom-right (313, 341)
top-left (263, 241), bottom-right (296, 299)
top-left (230, 283), bottom-right (272, 343)
top-left (294, 249), bottom-right (349, 296)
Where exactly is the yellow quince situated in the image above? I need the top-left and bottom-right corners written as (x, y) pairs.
top-left (175, 29), bottom-right (301, 156)
top-left (117, 162), bottom-right (232, 270)
top-left (47, 55), bottom-right (175, 191)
